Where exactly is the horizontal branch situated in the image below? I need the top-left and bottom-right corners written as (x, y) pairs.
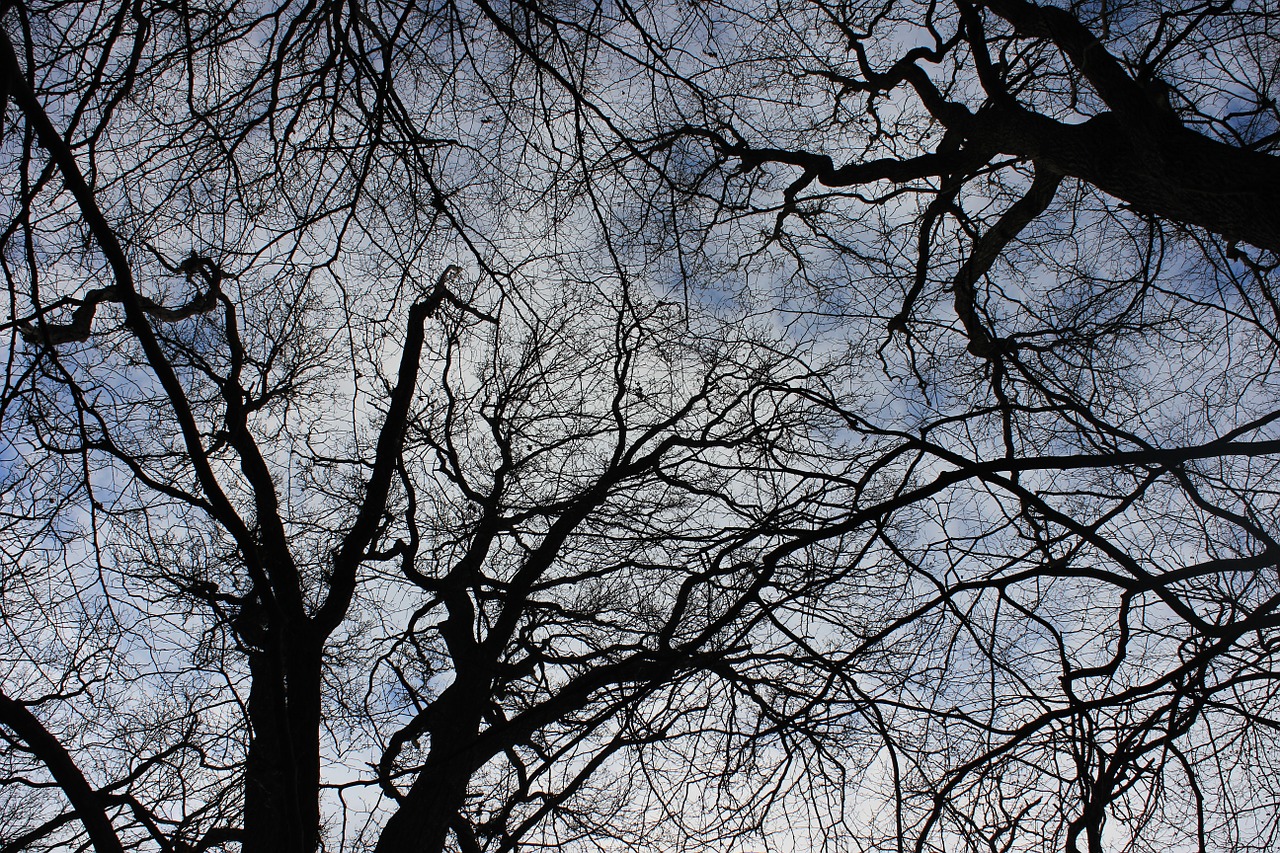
top-left (17, 258), bottom-right (221, 345)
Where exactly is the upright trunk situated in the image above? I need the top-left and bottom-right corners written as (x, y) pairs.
top-left (241, 625), bottom-right (324, 853)
top-left (373, 684), bottom-right (489, 853)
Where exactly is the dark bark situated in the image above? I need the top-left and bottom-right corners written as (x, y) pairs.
top-left (373, 684), bottom-right (489, 853)
top-left (318, 268), bottom-right (458, 635)
top-left (0, 691), bottom-right (127, 853)
top-left (973, 104), bottom-right (1280, 254)
top-left (951, 163), bottom-right (1063, 356)
top-left (704, 0), bottom-right (1280, 253)
top-left (0, 28), bottom-right (265, 577)
top-left (241, 616), bottom-right (323, 853)
top-left (6, 0), bottom-right (1280, 850)
top-left (974, 0), bottom-right (1280, 251)
top-left (706, 96), bottom-right (1280, 253)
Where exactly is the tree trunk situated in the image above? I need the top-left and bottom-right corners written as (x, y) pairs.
top-left (374, 685), bottom-right (489, 853)
top-left (241, 625), bottom-right (323, 853)
top-left (979, 106), bottom-right (1280, 253)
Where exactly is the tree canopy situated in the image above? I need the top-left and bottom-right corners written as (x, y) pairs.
top-left (2, 0), bottom-right (1279, 852)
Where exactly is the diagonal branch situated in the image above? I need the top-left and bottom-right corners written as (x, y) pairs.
top-left (317, 265), bottom-right (461, 634)
top-left (0, 30), bottom-right (266, 586)
top-left (980, 0), bottom-right (1170, 123)
top-left (0, 691), bottom-right (127, 853)
top-left (968, 0), bottom-right (1280, 251)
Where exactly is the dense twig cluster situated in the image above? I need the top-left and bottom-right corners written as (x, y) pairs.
top-left (2, 0), bottom-right (1279, 852)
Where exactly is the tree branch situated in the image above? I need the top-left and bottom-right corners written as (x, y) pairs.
top-left (0, 691), bottom-right (126, 853)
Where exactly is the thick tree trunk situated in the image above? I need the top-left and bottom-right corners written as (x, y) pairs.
top-left (241, 626), bottom-right (323, 853)
top-left (979, 106), bottom-right (1280, 254)
top-left (974, 0), bottom-right (1280, 252)
top-left (373, 685), bottom-right (488, 853)
top-left (374, 767), bottom-right (474, 853)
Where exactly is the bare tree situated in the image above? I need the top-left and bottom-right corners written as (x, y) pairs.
top-left (3, 0), bottom-right (1280, 852)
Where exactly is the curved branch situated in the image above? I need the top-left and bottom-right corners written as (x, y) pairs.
top-left (0, 29), bottom-right (265, 582)
top-left (952, 163), bottom-right (1063, 357)
top-left (17, 256), bottom-right (222, 346)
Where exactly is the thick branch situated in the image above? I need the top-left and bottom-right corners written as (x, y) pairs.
top-left (0, 692), bottom-right (127, 853)
top-left (318, 265), bottom-right (460, 634)
top-left (975, 105), bottom-right (1280, 252)
top-left (971, 0), bottom-right (1280, 251)
top-left (980, 0), bottom-right (1167, 122)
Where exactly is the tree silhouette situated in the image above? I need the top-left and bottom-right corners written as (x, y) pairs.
top-left (2, 0), bottom-right (1279, 852)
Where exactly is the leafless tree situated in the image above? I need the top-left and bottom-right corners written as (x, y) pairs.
top-left (2, 0), bottom-right (1279, 852)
